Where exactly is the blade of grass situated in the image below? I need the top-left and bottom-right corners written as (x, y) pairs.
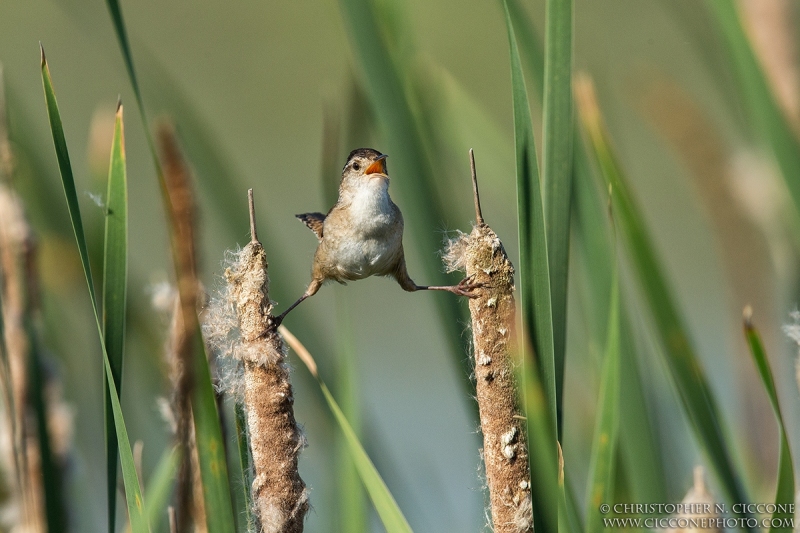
top-left (575, 74), bottom-right (752, 524)
top-left (40, 48), bottom-right (149, 533)
top-left (707, 1), bottom-right (800, 233)
top-left (506, 5), bottom-right (668, 502)
top-left (103, 99), bottom-right (128, 533)
top-left (102, 14), bottom-right (241, 525)
top-left (104, 0), bottom-right (165, 195)
top-left (585, 261), bottom-right (620, 533)
top-left (504, 0), bottom-right (545, 98)
top-left (502, 1), bottom-right (668, 513)
top-left (517, 340), bottom-right (559, 533)
top-left (234, 403), bottom-right (254, 533)
top-left (280, 326), bottom-right (413, 533)
top-left (503, 0), bottom-right (556, 432)
top-left (334, 305), bottom-right (367, 533)
top-left (743, 309), bottom-right (795, 533)
top-left (573, 141), bottom-right (667, 502)
top-left (192, 328), bottom-right (236, 533)
top-left (145, 447), bottom-right (179, 532)
top-left (542, 0), bottom-right (574, 436)
top-left (504, 5), bottom-right (560, 533)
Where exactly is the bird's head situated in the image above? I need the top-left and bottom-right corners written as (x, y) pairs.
top-left (341, 148), bottom-right (388, 186)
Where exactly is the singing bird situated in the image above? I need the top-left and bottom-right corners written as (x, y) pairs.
top-left (271, 148), bottom-right (480, 326)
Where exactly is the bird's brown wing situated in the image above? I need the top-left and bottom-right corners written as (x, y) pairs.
top-left (295, 212), bottom-right (326, 241)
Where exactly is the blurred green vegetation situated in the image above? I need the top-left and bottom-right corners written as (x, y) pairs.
top-left (2, 0), bottom-right (800, 531)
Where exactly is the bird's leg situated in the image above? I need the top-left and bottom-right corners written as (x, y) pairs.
top-left (393, 259), bottom-right (482, 298)
top-left (270, 279), bottom-right (322, 327)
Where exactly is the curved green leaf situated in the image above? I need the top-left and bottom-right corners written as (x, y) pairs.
top-left (573, 136), bottom-right (667, 503)
top-left (234, 403), bottom-right (254, 533)
top-left (40, 49), bottom-right (149, 533)
top-left (542, 0), bottom-right (574, 435)
top-left (192, 328), bottom-right (236, 533)
top-left (517, 344), bottom-right (559, 533)
top-left (504, 5), bottom-right (559, 533)
top-left (101, 8), bottom-right (239, 526)
top-left (575, 75), bottom-right (752, 526)
top-left (103, 100), bottom-right (128, 533)
top-left (144, 447), bottom-right (179, 532)
top-left (104, 0), bottom-right (164, 189)
top-left (320, 381), bottom-right (411, 533)
top-left (744, 314), bottom-right (795, 533)
top-left (282, 328), bottom-right (413, 533)
top-left (585, 263), bottom-right (620, 533)
top-left (503, 0), bottom-right (556, 434)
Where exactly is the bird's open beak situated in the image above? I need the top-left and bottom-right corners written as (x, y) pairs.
top-left (365, 155), bottom-right (388, 175)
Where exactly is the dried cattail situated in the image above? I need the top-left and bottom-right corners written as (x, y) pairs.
top-left (739, 0), bottom-right (800, 135)
top-left (0, 181), bottom-right (72, 532)
top-left (444, 151), bottom-right (531, 533)
top-left (158, 122), bottom-right (202, 532)
top-left (204, 190), bottom-right (308, 533)
top-left (152, 283), bottom-right (209, 533)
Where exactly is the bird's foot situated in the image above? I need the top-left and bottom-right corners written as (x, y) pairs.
top-left (267, 313), bottom-right (285, 329)
top-left (450, 275), bottom-right (483, 298)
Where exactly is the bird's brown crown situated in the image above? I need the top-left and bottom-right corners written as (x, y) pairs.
top-left (345, 148), bottom-right (384, 168)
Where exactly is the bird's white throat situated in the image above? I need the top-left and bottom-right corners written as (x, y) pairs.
top-left (346, 177), bottom-right (393, 233)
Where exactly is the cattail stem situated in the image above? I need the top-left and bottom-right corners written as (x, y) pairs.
top-left (444, 151), bottom-right (532, 532)
top-left (224, 191), bottom-right (308, 533)
top-left (158, 123), bottom-right (200, 532)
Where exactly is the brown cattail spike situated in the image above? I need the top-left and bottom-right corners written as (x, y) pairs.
top-left (157, 122), bottom-right (201, 532)
top-left (214, 193), bottom-right (308, 532)
top-left (444, 152), bottom-right (531, 532)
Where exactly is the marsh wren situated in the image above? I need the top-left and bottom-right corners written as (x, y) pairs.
top-left (271, 148), bottom-right (480, 326)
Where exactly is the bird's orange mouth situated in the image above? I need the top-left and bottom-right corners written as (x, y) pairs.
top-left (365, 155), bottom-right (387, 175)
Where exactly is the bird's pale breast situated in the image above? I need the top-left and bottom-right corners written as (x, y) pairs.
top-left (320, 177), bottom-right (403, 281)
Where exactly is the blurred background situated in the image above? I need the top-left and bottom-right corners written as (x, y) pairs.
top-left (1, 0), bottom-right (799, 531)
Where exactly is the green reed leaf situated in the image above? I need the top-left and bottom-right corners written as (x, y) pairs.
top-left (576, 75), bottom-right (752, 527)
top-left (743, 313), bottom-right (795, 533)
top-left (41, 49), bottom-right (149, 533)
top-left (503, 0), bottom-right (556, 432)
top-left (192, 328), bottom-right (236, 533)
top-left (283, 327), bottom-right (413, 533)
top-left (103, 100), bottom-right (128, 532)
top-left (585, 262), bottom-right (620, 533)
top-left (145, 447), bottom-right (179, 532)
top-left (573, 140), bottom-right (667, 503)
top-left (542, 0), bottom-right (574, 435)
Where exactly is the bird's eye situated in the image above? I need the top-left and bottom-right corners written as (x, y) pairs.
top-left (352, 162), bottom-right (360, 171)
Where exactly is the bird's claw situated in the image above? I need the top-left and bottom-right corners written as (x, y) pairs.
top-left (267, 314), bottom-right (284, 329)
top-left (453, 274), bottom-right (483, 298)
